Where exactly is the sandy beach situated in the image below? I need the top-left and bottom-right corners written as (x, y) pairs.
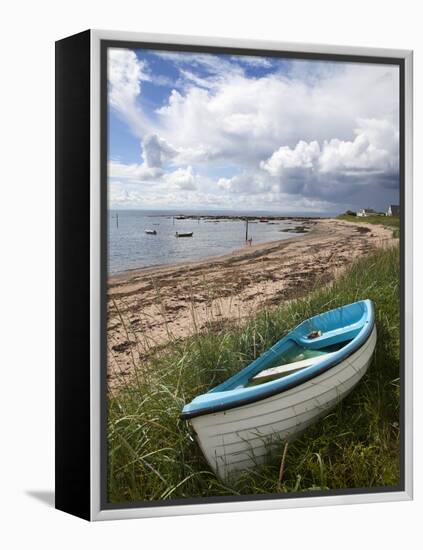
top-left (107, 218), bottom-right (394, 385)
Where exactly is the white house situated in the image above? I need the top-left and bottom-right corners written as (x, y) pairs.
top-left (357, 208), bottom-right (376, 217)
top-left (386, 204), bottom-right (400, 216)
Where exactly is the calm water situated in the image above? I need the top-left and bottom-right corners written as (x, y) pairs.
top-left (108, 210), bottom-right (308, 274)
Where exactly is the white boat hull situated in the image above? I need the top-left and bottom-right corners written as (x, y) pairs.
top-left (190, 326), bottom-right (377, 481)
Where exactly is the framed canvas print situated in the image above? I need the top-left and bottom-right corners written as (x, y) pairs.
top-left (55, 29), bottom-right (413, 521)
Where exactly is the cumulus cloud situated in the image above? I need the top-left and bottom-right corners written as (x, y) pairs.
top-left (259, 118), bottom-right (398, 198)
top-left (109, 177), bottom-right (334, 213)
top-left (261, 141), bottom-right (321, 174)
top-left (218, 172), bottom-right (271, 195)
top-left (213, 116), bottom-right (399, 205)
top-left (109, 160), bottom-right (200, 192)
top-left (108, 48), bottom-right (152, 135)
top-left (109, 160), bottom-right (163, 181)
top-left (164, 166), bottom-right (198, 190)
top-left (142, 134), bottom-right (177, 168)
top-left (319, 119), bottom-right (398, 175)
top-left (155, 63), bottom-right (398, 172)
top-left (108, 48), bottom-right (399, 211)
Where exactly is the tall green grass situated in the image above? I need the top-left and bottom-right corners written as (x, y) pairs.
top-left (108, 244), bottom-right (400, 503)
top-left (338, 213), bottom-right (400, 230)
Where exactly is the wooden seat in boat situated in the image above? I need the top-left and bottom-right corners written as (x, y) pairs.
top-left (251, 352), bottom-right (336, 383)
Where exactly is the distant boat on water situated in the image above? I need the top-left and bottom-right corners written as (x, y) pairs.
top-left (145, 229), bottom-right (157, 235)
top-left (175, 231), bottom-right (193, 238)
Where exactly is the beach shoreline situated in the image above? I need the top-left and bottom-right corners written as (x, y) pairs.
top-left (109, 229), bottom-right (312, 283)
top-left (108, 215), bottom-right (316, 277)
top-left (107, 218), bottom-right (394, 385)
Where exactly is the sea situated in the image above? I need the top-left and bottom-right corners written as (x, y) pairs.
top-left (108, 209), bottom-right (315, 275)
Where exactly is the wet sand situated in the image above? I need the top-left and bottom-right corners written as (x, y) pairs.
top-left (107, 219), bottom-right (394, 385)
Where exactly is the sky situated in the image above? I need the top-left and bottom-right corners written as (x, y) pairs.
top-left (107, 47), bottom-right (400, 214)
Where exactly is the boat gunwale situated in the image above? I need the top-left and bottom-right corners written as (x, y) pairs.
top-left (181, 300), bottom-right (375, 420)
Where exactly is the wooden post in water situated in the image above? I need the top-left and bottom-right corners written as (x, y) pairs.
top-left (245, 218), bottom-right (249, 241)
top-left (116, 213), bottom-right (119, 229)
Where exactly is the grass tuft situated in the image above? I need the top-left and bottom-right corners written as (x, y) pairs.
top-left (338, 213), bottom-right (400, 230)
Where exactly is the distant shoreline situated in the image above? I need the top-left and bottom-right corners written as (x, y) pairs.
top-left (109, 209), bottom-right (336, 219)
top-left (109, 216), bottom-right (316, 278)
top-left (146, 214), bottom-right (327, 221)
top-left (109, 227), bottom-right (312, 281)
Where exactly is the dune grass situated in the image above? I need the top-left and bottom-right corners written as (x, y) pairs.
top-left (107, 243), bottom-right (400, 504)
top-left (338, 213), bottom-right (400, 229)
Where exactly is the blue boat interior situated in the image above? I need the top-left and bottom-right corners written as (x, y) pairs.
top-left (181, 299), bottom-right (375, 419)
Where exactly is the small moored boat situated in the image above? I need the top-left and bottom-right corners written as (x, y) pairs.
top-left (181, 300), bottom-right (376, 480)
top-left (145, 229), bottom-right (157, 235)
top-left (175, 231), bottom-right (193, 237)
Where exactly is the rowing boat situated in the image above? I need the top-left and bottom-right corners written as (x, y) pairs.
top-left (175, 232), bottom-right (193, 237)
top-left (145, 229), bottom-right (157, 235)
top-left (181, 299), bottom-right (376, 480)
